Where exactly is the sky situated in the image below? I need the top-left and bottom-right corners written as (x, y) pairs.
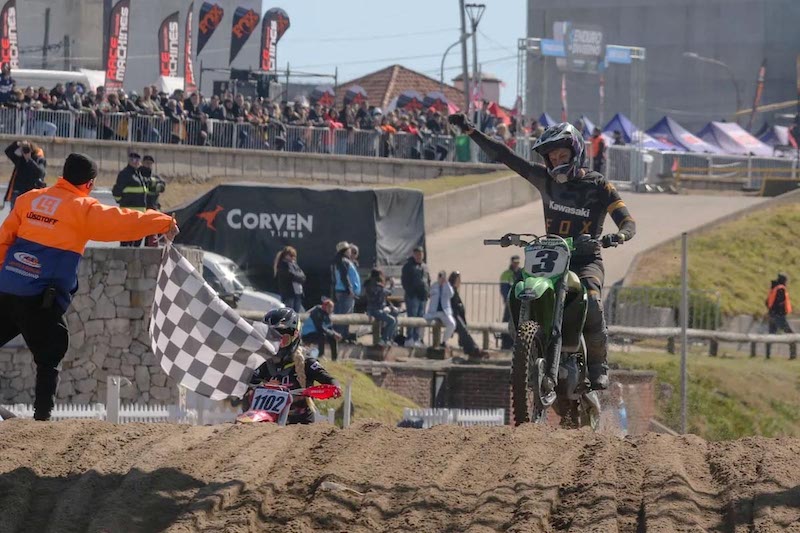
top-left (262, 0), bottom-right (527, 107)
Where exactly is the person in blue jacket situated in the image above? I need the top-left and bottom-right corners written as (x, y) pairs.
top-left (301, 298), bottom-right (342, 360)
top-left (331, 241), bottom-right (361, 339)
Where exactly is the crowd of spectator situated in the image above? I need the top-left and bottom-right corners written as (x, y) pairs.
top-left (0, 64), bottom-right (522, 158)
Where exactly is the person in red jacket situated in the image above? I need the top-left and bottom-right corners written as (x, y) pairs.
top-left (765, 273), bottom-right (795, 359)
top-left (0, 153), bottom-right (179, 420)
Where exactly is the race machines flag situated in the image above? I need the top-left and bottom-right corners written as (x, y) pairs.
top-left (104, 0), bottom-right (131, 90)
top-left (150, 244), bottom-right (276, 400)
top-left (197, 1), bottom-right (224, 55)
top-left (229, 6), bottom-right (259, 64)
top-left (159, 11), bottom-right (180, 77)
top-left (184, 2), bottom-right (196, 92)
top-left (0, 0), bottom-right (18, 69)
top-left (260, 8), bottom-right (290, 72)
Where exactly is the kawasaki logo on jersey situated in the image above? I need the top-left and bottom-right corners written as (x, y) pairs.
top-left (549, 200), bottom-right (590, 218)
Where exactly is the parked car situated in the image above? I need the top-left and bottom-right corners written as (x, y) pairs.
top-left (202, 251), bottom-right (284, 314)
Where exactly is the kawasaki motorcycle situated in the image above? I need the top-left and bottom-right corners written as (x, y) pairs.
top-left (485, 233), bottom-right (604, 429)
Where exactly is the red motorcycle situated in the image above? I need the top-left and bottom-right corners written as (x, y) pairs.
top-left (236, 383), bottom-right (341, 425)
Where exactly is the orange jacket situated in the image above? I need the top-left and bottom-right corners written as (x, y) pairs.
top-left (0, 178), bottom-right (173, 311)
top-left (766, 284), bottom-right (792, 315)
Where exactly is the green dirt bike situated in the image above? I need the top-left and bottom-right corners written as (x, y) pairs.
top-left (485, 233), bottom-right (605, 429)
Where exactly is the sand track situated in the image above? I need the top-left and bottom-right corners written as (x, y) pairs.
top-left (0, 420), bottom-right (798, 533)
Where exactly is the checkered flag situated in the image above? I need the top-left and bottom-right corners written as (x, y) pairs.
top-left (149, 244), bottom-right (276, 400)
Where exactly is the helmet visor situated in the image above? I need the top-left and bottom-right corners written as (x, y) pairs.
top-left (267, 326), bottom-right (297, 348)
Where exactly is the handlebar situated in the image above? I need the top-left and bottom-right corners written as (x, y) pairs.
top-left (483, 233), bottom-right (617, 251)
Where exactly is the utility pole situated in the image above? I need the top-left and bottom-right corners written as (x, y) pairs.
top-left (458, 0), bottom-right (470, 113)
top-left (466, 4), bottom-right (486, 121)
top-left (42, 8), bottom-right (50, 69)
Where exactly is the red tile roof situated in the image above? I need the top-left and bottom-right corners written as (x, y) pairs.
top-left (336, 64), bottom-right (470, 111)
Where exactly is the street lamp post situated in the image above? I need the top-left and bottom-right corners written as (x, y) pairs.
top-left (441, 34), bottom-right (471, 93)
top-left (683, 52), bottom-right (742, 121)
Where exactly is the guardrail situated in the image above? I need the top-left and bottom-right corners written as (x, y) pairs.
top-left (400, 408), bottom-right (505, 428)
top-left (240, 311), bottom-right (799, 357)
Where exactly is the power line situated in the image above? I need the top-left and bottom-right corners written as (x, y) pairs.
top-left (294, 46), bottom-right (507, 70)
top-left (477, 29), bottom-right (516, 55)
top-left (291, 27), bottom-right (460, 43)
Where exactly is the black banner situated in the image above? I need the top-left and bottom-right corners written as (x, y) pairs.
top-left (260, 8), bottom-right (290, 72)
top-left (0, 0), bottom-right (18, 69)
top-left (171, 185), bottom-right (425, 304)
top-left (104, 0), bottom-right (130, 90)
top-left (229, 6), bottom-right (259, 64)
top-left (159, 11), bottom-right (180, 77)
top-left (197, 1), bottom-right (223, 55)
top-left (184, 2), bottom-right (196, 92)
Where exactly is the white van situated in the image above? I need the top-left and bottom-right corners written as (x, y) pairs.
top-left (201, 251), bottom-right (284, 315)
top-left (9, 68), bottom-right (104, 92)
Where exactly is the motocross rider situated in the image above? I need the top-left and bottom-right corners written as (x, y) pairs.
top-left (250, 307), bottom-right (341, 424)
top-left (449, 114), bottom-right (636, 390)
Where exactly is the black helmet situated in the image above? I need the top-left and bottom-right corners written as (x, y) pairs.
top-left (263, 307), bottom-right (301, 360)
top-left (532, 122), bottom-right (586, 183)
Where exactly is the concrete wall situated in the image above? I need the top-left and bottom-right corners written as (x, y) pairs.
top-left (0, 134), bottom-right (503, 185)
top-left (0, 246), bottom-right (202, 406)
top-left (424, 176), bottom-right (541, 233)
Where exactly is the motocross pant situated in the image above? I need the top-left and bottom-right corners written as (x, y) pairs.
top-left (573, 258), bottom-right (609, 388)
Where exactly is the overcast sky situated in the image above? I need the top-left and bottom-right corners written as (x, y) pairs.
top-left (262, 0), bottom-right (526, 106)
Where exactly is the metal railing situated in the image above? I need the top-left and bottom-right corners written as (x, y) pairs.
top-left (604, 285), bottom-right (721, 331)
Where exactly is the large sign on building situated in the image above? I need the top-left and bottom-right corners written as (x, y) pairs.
top-left (554, 21), bottom-right (605, 74)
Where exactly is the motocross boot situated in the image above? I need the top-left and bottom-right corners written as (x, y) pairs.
top-left (584, 296), bottom-right (609, 391)
top-left (33, 366), bottom-right (59, 421)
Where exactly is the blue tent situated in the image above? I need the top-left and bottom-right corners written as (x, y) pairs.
top-left (696, 121), bottom-right (773, 156)
top-left (759, 124), bottom-right (796, 148)
top-left (538, 112), bottom-right (557, 128)
top-left (646, 116), bottom-right (723, 154)
top-left (579, 115), bottom-right (597, 138)
top-left (602, 113), bottom-right (675, 151)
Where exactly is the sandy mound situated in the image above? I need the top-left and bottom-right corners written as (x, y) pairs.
top-left (0, 420), bottom-right (799, 532)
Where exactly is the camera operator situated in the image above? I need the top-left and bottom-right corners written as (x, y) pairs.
top-left (4, 140), bottom-right (46, 208)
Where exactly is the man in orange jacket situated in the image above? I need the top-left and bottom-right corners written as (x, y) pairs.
top-left (0, 153), bottom-right (178, 420)
top-left (765, 273), bottom-right (795, 359)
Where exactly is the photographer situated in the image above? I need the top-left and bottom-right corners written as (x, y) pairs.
top-left (4, 140), bottom-right (46, 208)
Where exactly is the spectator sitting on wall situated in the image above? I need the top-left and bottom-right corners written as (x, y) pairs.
top-left (449, 271), bottom-right (488, 359)
top-left (301, 298), bottom-right (341, 360)
top-left (424, 270), bottom-right (456, 348)
top-left (274, 245), bottom-right (306, 312)
top-left (365, 268), bottom-right (398, 346)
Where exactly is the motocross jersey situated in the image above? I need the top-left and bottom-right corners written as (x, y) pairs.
top-left (469, 130), bottom-right (636, 257)
top-left (252, 355), bottom-right (337, 424)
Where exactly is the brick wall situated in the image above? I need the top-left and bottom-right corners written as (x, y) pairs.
top-left (354, 360), bottom-right (657, 433)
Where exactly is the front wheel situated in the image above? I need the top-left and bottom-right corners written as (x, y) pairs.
top-left (511, 321), bottom-right (547, 425)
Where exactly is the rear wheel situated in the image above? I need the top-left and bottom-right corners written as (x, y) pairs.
top-left (511, 321), bottom-right (547, 425)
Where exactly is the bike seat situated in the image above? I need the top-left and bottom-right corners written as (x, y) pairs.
top-left (566, 271), bottom-right (582, 292)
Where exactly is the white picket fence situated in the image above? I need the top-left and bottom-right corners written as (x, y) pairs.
top-left (402, 408), bottom-right (506, 428)
top-left (1, 375), bottom-right (337, 426)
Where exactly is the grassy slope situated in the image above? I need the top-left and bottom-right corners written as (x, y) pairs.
top-left (627, 201), bottom-right (800, 317)
top-left (611, 350), bottom-right (800, 441)
top-left (312, 361), bottom-right (418, 425)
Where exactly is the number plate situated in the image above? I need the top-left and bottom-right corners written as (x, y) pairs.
top-left (248, 387), bottom-right (292, 415)
top-left (524, 244), bottom-right (569, 277)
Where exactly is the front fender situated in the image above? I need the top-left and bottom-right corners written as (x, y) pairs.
top-left (515, 276), bottom-right (554, 301)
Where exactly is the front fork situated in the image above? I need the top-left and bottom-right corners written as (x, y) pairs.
top-left (544, 279), bottom-right (567, 395)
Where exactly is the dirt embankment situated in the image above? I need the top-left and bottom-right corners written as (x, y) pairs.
top-left (0, 420), bottom-right (799, 532)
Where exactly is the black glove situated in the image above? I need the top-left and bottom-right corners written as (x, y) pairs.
top-left (601, 233), bottom-right (625, 248)
top-left (448, 113), bottom-right (474, 133)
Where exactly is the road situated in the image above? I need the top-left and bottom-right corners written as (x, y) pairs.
top-left (427, 191), bottom-right (765, 286)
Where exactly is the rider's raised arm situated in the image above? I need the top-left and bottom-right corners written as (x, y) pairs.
top-left (602, 180), bottom-right (636, 241)
top-left (467, 129), bottom-right (549, 189)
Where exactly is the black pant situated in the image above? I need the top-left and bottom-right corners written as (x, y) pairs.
top-left (573, 258), bottom-right (607, 373)
top-left (767, 314), bottom-right (796, 358)
top-left (302, 332), bottom-right (338, 361)
top-left (0, 292), bottom-right (69, 419)
top-left (455, 315), bottom-right (480, 355)
top-left (121, 239), bottom-right (142, 247)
